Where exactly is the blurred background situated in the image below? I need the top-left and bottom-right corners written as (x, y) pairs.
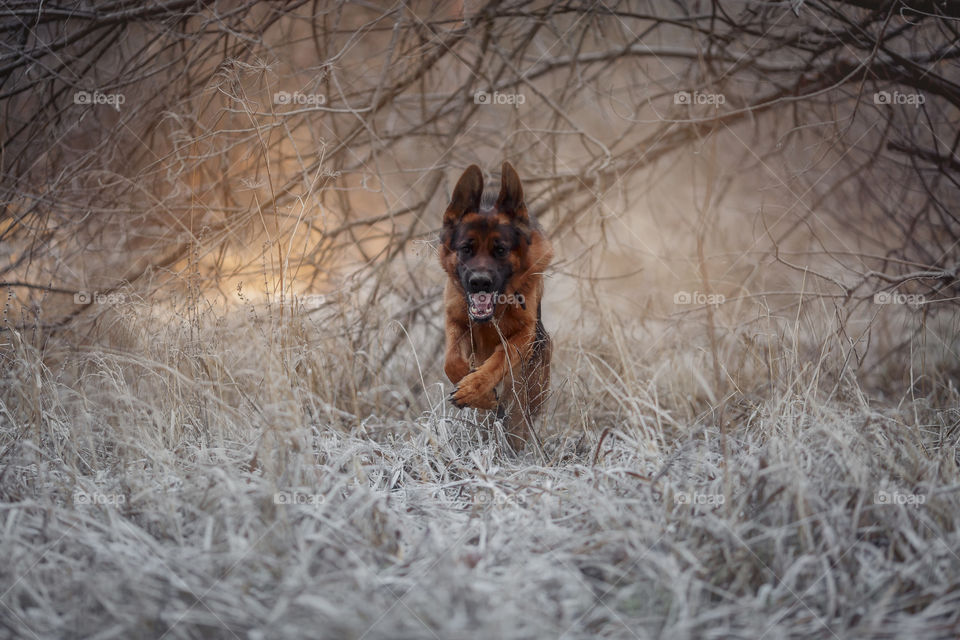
top-left (2, 0), bottom-right (959, 433)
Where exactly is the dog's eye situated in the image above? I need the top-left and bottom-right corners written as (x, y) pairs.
top-left (493, 245), bottom-right (507, 258)
top-left (459, 245), bottom-right (473, 257)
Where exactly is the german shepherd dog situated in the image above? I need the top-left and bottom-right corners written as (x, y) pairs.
top-left (440, 162), bottom-right (553, 449)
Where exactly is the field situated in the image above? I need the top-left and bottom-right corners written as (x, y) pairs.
top-left (2, 2), bottom-right (960, 639)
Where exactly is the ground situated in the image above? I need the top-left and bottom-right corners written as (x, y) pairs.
top-left (1, 308), bottom-right (957, 640)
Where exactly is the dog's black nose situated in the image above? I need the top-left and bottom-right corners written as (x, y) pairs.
top-left (468, 273), bottom-right (493, 292)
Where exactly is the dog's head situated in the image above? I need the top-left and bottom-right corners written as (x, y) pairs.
top-left (441, 162), bottom-right (532, 322)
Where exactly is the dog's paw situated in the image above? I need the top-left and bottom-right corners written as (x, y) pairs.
top-left (450, 374), bottom-right (498, 410)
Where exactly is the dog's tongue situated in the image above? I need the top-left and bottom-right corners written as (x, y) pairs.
top-left (469, 292), bottom-right (495, 319)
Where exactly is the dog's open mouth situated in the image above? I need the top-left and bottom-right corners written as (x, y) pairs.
top-left (467, 292), bottom-right (496, 321)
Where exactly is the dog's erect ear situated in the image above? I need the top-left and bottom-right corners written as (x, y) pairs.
top-left (444, 164), bottom-right (484, 227)
top-left (496, 161), bottom-right (527, 219)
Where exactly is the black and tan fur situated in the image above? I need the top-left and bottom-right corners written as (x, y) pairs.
top-left (439, 162), bottom-right (553, 449)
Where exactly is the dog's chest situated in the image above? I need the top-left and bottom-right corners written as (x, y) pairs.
top-left (465, 323), bottom-right (499, 366)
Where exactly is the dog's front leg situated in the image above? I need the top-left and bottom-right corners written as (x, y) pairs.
top-left (450, 329), bottom-right (533, 410)
top-left (444, 322), bottom-right (498, 409)
top-left (443, 324), bottom-right (471, 385)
